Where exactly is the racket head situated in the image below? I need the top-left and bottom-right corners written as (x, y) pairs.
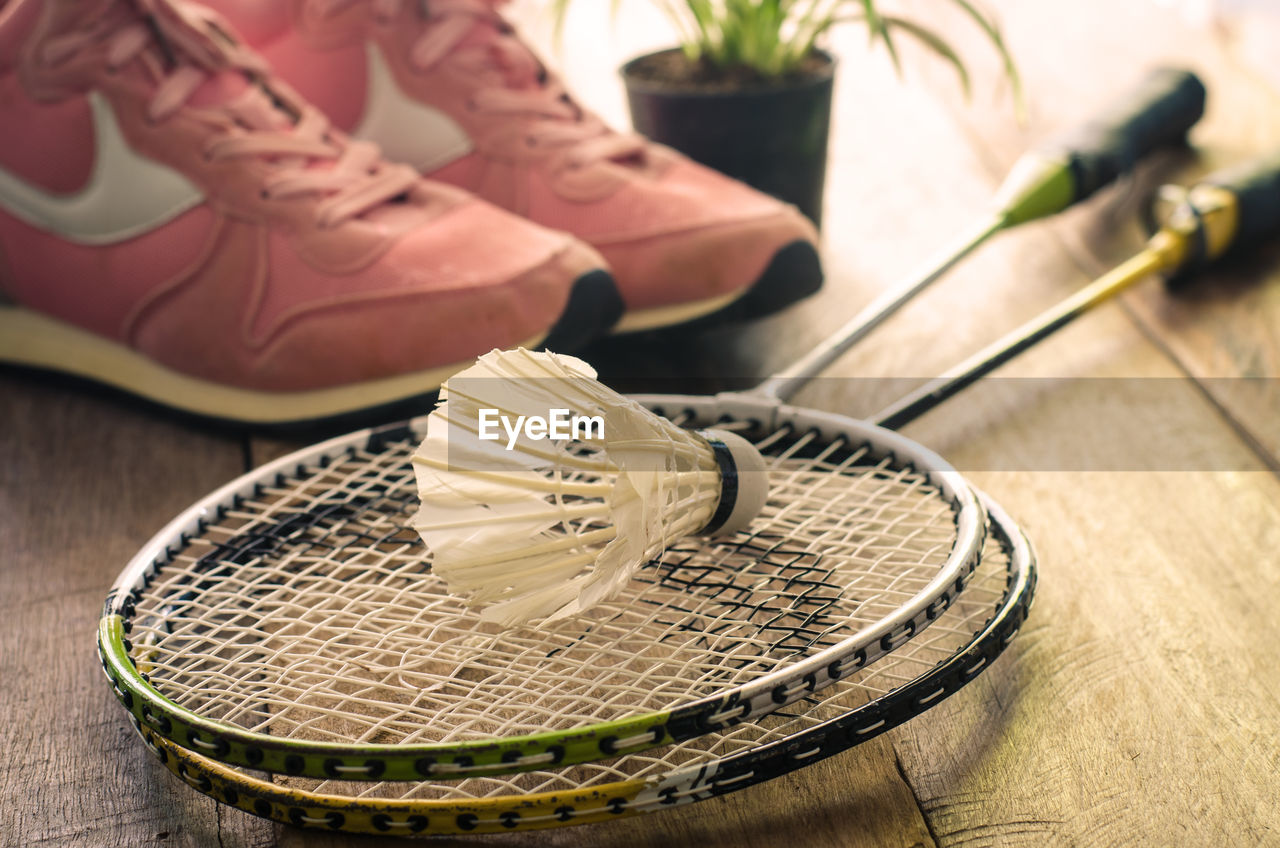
top-left (138, 491), bottom-right (1033, 836)
top-left (99, 395), bottom-right (984, 780)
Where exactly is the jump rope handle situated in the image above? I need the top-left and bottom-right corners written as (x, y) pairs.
top-left (995, 68), bottom-right (1207, 225)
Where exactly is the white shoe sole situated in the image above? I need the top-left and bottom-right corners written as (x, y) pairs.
top-left (0, 306), bottom-right (542, 424)
top-left (611, 290), bottom-right (742, 334)
top-left (610, 240), bottom-right (824, 334)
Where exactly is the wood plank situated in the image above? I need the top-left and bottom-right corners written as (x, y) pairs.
top-left (860, 1), bottom-right (1280, 821)
top-left (0, 372), bottom-right (275, 848)
top-left (895, 407), bottom-right (1280, 844)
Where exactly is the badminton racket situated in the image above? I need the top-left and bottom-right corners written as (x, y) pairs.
top-left (135, 491), bottom-right (1032, 836)
top-left (100, 392), bottom-right (985, 781)
top-left (753, 66), bottom-right (1204, 404)
top-left (874, 150), bottom-right (1280, 427)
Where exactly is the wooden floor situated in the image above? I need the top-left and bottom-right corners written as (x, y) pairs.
top-left (3, 1), bottom-right (1279, 846)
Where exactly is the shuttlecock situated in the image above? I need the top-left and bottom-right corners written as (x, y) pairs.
top-left (410, 348), bottom-right (768, 627)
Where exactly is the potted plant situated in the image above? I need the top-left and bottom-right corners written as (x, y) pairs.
top-left (553, 0), bottom-right (1021, 226)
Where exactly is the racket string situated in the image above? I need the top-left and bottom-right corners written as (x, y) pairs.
top-left (127, 426), bottom-right (969, 747)
top-left (253, 528), bottom-right (1014, 802)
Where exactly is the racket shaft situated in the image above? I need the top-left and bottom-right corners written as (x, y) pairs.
top-left (753, 69), bottom-right (1204, 404)
top-left (872, 246), bottom-right (1168, 429)
top-left (755, 214), bottom-right (1005, 402)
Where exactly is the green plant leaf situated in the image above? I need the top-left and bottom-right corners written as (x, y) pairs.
top-left (863, 0), bottom-right (902, 77)
top-left (550, 0), bottom-right (1020, 108)
top-left (945, 0), bottom-right (1025, 117)
top-left (684, 0), bottom-right (722, 63)
top-left (878, 14), bottom-right (971, 97)
top-left (788, 0), bottom-right (842, 71)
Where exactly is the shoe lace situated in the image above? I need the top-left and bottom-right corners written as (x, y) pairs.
top-left (312, 0), bottom-right (648, 168)
top-left (39, 0), bottom-right (420, 227)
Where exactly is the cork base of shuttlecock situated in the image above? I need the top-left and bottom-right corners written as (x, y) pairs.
top-left (698, 429), bottom-right (770, 537)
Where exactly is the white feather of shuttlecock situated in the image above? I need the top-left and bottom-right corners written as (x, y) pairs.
top-left (411, 348), bottom-right (724, 627)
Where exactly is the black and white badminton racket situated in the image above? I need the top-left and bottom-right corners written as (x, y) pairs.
top-left (100, 389), bottom-right (985, 781)
top-left (134, 492), bottom-right (1032, 836)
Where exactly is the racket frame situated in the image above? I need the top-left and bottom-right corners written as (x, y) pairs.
top-left (132, 491), bottom-right (1031, 835)
top-left (99, 395), bottom-right (984, 781)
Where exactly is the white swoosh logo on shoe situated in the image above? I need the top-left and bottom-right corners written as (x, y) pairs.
top-left (0, 93), bottom-right (204, 245)
top-left (352, 43), bottom-right (474, 173)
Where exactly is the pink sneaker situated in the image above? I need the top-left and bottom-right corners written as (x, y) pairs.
top-left (0, 0), bottom-right (619, 424)
top-left (200, 0), bottom-right (823, 333)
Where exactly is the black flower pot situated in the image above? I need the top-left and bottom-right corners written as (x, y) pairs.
top-left (622, 48), bottom-right (835, 227)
